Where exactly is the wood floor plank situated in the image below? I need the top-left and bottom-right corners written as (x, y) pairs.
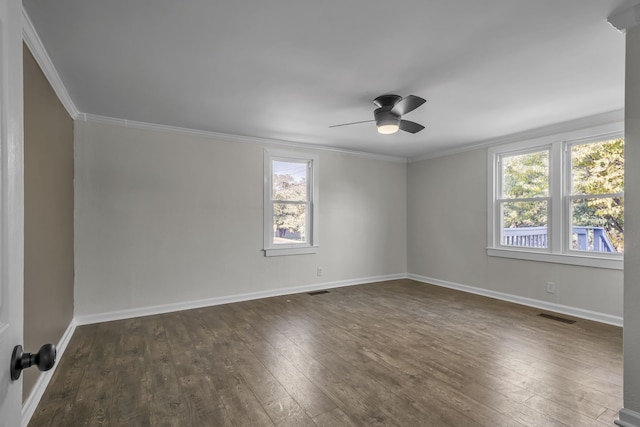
top-left (68, 365), bottom-right (116, 425)
top-left (28, 279), bottom-right (623, 426)
top-left (145, 362), bottom-right (191, 427)
top-left (281, 355), bottom-right (398, 427)
top-left (109, 372), bottom-right (150, 426)
top-left (313, 350), bottom-right (446, 426)
top-left (524, 394), bottom-right (611, 427)
top-left (358, 359), bottom-right (485, 427)
top-left (177, 374), bottom-right (236, 426)
top-left (246, 339), bottom-right (337, 419)
top-left (313, 408), bottom-right (358, 427)
top-left (202, 350), bottom-right (276, 427)
top-left (223, 343), bottom-right (290, 406)
top-left (597, 408), bottom-right (622, 425)
top-left (262, 395), bottom-right (317, 427)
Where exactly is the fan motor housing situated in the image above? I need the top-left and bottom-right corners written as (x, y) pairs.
top-left (374, 108), bottom-right (400, 127)
top-left (373, 94), bottom-right (402, 109)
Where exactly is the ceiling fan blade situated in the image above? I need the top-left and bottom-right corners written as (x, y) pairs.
top-left (391, 95), bottom-right (426, 116)
top-left (399, 120), bottom-right (425, 134)
top-left (329, 119), bottom-right (375, 128)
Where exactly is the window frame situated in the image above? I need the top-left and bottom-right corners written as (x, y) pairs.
top-left (263, 149), bottom-right (319, 257)
top-left (487, 128), bottom-right (623, 270)
top-left (496, 145), bottom-right (552, 253)
top-left (564, 137), bottom-right (625, 257)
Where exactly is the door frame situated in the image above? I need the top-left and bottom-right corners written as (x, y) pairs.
top-left (0, 0), bottom-right (25, 425)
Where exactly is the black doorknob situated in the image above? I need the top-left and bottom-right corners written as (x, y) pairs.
top-left (10, 343), bottom-right (57, 381)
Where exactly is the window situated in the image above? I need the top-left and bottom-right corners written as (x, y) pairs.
top-left (488, 131), bottom-right (623, 269)
top-left (264, 149), bottom-right (318, 256)
top-left (500, 149), bottom-right (550, 249)
top-left (568, 138), bottom-right (624, 253)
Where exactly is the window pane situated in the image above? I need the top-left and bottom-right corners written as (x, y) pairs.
top-left (571, 197), bottom-right (623, 253)
top-left (502, 201), bottom-right (548, 248)
top-left (502, 151), bottom-right (549, 198)
top-left (571, 139), bottom-right (624, 195)
top-left (273, 203), bottom-right (307, 244)
top-left (273, 160), bottom-right (308, 201)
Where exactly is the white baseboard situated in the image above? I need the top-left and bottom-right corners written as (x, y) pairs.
top-left (616, 408), bottom-right (640, 427)
top-left (408, 273), bottom-right (623, 327)
top-left (75, 272), bottom-right (623, 327)
top-left (22, 318), bottom-right (77, 427)
top-left (75, 273), bottom-right (408, 325)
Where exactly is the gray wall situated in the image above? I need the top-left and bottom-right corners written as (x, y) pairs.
top-left (76, 117), bottom-right (624, 321)
top-left (23, 44), bottom-right (74, 400)
top-left (407, 146), bottom-right (623, 318)
top-left (73, 121), bottom-right (407, 317)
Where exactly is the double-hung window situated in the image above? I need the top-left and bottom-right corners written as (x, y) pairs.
top-left (499, 148), bottom-right (551, 249)
top-left (567, 138), bottom-right (624, 254)
top-left (488, 129), bottom-right (623, 269)
top-left (263, 149), bottom-right (319, 256)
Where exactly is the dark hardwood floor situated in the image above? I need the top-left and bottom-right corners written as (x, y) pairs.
top-left (28, 279), bottom-right (622, 426)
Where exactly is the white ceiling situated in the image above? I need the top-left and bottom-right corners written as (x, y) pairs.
top-left (23, 0), bottom-right (627, 158)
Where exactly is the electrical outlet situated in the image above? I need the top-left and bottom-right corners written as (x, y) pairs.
top-left (546, 282), bottom-right (556, 294)
top-left (317, 267), bottom-right (323, 277)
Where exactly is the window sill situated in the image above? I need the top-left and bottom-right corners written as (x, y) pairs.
top-left (264, 246), bottom-right (319, 257)
top-left (487, 247), bottom-right (623, 270)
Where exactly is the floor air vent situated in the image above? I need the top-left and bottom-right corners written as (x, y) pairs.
top-left (538, 313), bottom-right (576, 324)
top-left (308, 290), bottom-right (330, 296)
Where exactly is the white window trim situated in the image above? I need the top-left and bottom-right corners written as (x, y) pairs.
top-left (487, 123), bottom-right (623, 270)
top-left (263, 149), bottom-right (319, 257)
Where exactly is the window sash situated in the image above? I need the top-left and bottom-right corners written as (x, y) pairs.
top-left (567, 139), bottom-right (624, 197)
top-left (498, 198), bottom-right (550, 251)
top-left (565, 194), bottom-right (624, 255)
top-left (272, 159), bottom-right (311, 201)
top-left (563, 138), bottom-right (624, 256)
top-left (495, 146), bottom-right (552, 252)
top-left (271, 201), bottom-right (311, 246)
top-left (488, 128), bottom-right (623, 268)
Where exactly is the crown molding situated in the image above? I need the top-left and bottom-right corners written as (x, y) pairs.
top-left (22, 7), bottom-right (80, 119)
top-left (408, 109), bottom-right (624, 163)
top-left (608, 1), bottom-right (640, 32)
top-left (78, 113), bottom-right (408, 163)
top-left (80, 109), bottom-right (624, 165)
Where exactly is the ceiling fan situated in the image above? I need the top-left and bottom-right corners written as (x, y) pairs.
top-left (330, 94), bottom-right (426, 135)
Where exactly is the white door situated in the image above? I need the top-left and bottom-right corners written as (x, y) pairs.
top-left (0, 0), bottom-right (24, 425)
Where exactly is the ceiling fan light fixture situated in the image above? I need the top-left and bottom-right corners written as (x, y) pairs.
top-left (377, 123), bottom-right (399, 134)
top-left (330, 94), bottom-right (426, 134)
top-left (374, 108), bottom-right (400, 135)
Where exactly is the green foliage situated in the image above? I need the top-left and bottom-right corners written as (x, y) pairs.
top-left (503, 151), bottom-right (549, 199)
top-left (502, 151), bottom-right (548, 227)
top-left (503, 201), bottom-right (547, 228)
